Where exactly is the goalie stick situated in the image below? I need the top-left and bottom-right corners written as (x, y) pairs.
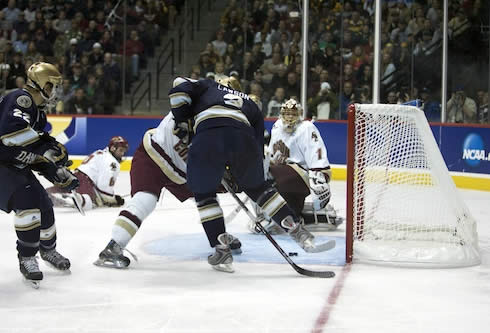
top-left (71, 190), bottom-right (85, 216)
top-left (221, 180), bottom-right (335, 278)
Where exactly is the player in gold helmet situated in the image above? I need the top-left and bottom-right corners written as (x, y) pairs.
top-left (0, 61), bottom-right (77, 287)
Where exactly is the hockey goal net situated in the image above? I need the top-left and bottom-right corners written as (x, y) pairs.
top-left (346, 104), bottom-right (480, 267)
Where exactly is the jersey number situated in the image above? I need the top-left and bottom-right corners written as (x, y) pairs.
top-left (13, 108), bottom-right (30, 123)
top-left (223, 94), bottom-right (243, 109)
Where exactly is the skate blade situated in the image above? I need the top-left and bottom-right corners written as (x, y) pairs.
top-left (23, 279), bottom-right (41, 289)
top-left (303, 239), bottom-right (336, 253)
top-left (93, 258), bottom-right (129, 269)
top-left (71, 192), bottom-right (85, 216)
top-left (211, 263), bottom-right (234, 273)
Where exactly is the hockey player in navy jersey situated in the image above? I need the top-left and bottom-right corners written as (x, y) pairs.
top-left (169, 76), bottom-right (335, 273)
top-left (0, 62), bottom-right (79, 287)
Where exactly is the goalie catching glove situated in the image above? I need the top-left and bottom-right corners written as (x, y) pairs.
top-left (308, 170), bottom-right (331, 210)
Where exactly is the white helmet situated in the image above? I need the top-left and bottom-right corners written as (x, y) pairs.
top-left (280, 98), bottom-right (302, 133)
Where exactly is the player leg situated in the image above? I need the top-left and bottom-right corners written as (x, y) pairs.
top-left (95, 144), bottom-right (160, 268)
top-left (187, 128), bottom-right (235, 273)
top-left (35, 182), bottom-right (71, 271)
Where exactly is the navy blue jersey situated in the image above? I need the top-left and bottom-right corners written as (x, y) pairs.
top-left (169, 77), bottom-right (264, 149)
top-left (0, 89), bottom-right (46, 166)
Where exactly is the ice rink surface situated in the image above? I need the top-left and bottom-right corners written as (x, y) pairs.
top-left (0, 172), bottom-right (489, 333)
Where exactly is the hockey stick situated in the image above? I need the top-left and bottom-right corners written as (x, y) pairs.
top-left (221, 180), bottom-right (335, 278)
top-left (71, 190), bottom-right (85, 216)
top-left (224, 196), bottom-right (250, 224)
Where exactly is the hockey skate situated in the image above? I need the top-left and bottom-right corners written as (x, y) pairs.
top-left (229, 234), bottom-right (242, 255)
top-left (94, 240), bottom-right (130, 269)
top-left (281, 216), bottom-right (336, 253)
top-left (40, 248), bottom-right (71, 271)
top-left (18, 254), bottom-right (43, 289)
top-left (208, 233), bottom-right (234, 273)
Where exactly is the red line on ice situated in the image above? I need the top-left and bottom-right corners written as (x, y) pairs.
top-left (311, 264), bottom-right (352, 333)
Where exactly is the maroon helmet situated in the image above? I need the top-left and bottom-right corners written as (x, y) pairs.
top-left (108, 136), bottom-right (129, 150)
top-left (108, 136), bottom-right (129, 161)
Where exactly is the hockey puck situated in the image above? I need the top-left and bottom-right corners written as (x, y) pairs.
top-left (288, 252), bottom-right (298, 256)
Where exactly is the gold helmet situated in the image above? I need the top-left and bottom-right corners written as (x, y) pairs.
top-left (248, 93), bottom-right (262, 112)
top-left (216, 76), bottom-right (242, 92)
top-left (280, 98), bottom-right (303, 133)
top-left (27, 62), bottom-right (62, 106)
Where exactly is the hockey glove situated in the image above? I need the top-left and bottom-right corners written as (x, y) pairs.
top-left (114, 195), bottom-right (125, 206)
top-left (173, 120), bottom-right (192, 145)
top-left (308, 170), bottom-right (331, 210)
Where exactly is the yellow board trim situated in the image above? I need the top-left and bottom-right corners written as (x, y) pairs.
top-left (68, 159), bottom-right (490, 192)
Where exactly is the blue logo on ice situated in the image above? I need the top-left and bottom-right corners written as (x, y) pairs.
top-left (462, 133), bottom-right (486, 167)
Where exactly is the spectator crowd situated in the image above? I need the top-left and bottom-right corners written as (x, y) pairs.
top-left (0, 0), bottom-right (175, 114)
top-left (189, 0), bottom-right (489, 124)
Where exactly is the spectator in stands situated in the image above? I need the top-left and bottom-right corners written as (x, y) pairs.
top-left (307, 81), bottom-right (339, 120)
top-left (85, 74), bottom-right (105, 114)
top-left (25, 40), bottom-right (41, 62)
top-left (55, 77), bottom-right (75, 114)
top-left (99, 31), bottom-right (116, 54)
top-left (261, 51), bottom-right (284, 83)
top-left (249, 81), bottom-right (264, 114)
top-left (214, 61), bottom-right (227, 82)
top-left (95, 65), bottom-right (117, 114)
top-left (446, 87), bottom-right (477, 123)
top-left (419, 87), bottom-right (441, 122)
top-left (5, 51), bottom-right (24, 89)
top-left (211, 30), bottom-right (227, 57)
top-left (23, 0), bottom-right (36, 23)
top-left (285, 71), bottom-right (300, 100)
top-left (380, 50), bottom-right (396, 89)
top-left (386, 90), bottom-right (398, 104)
top-left (269, 63), bottom-right (288, 93)
top-left (65, 38), bottom-right (81, 66)
top-left (13, 11), bottom-right (28, 36)
top-left (69, 62), bottom-right (87, 90)
top-left (89, 42), bottom-right (104, 66)
top-left (241, 51), bottom-right (256, 82)
top-left (476, 89), bottom-right (489, 124)
top-left (2, 0), bottom-right (21, 28)
top-left (64, 87), bottom-right (93, 115)
top-left (198, 51), bottom-right (215, 76)
top-left (267, 87), bottom-right (286, 117)
top-left (120, 29), bottom-right (145, 80)
top-left (13, 32), bottom-right (28, 55)
top-left (34, 28), bottom-right (53, 57)
top-left (339, 81), bottom-right (354, 120)
top-left (53, 9), bottom-right (71, 34)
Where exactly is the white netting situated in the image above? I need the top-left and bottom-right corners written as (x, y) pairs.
top-left (352, 104), bottom-right (480, 267)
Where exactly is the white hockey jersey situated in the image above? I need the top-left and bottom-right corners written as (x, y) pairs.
top-left (142, 114), bottom-right (188, 184)
top-left (268, 119), bottom-right (330, 171)
top-left (77, 147), bottom-right (121, 196)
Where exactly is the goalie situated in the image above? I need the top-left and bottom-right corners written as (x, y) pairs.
top-left (253, 98), bottom-right (342, 234)
top-left (47, 136), bottom-right (129, 210)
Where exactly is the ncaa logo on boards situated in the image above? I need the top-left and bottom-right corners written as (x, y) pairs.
top-left (462, 133), bottom-right (489, 167)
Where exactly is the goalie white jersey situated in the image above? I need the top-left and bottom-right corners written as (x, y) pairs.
top-left (268, 119), bottom-right (330, 171)
top-left (142, 114), bottom-right (188, 185)
top-left (77, 147), bottom-right (121, 196)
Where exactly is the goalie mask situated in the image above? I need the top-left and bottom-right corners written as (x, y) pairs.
top-left (216, 76), bottom-right (242, 92)
top-left (26, 62), bottom-right (62, 107)
top-left (280, 98), bottom-right (303, 133)
top-left (108, 136), bottom-right (129, 162)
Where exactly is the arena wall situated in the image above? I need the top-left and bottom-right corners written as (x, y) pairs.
top-left (46, 115), bottom-right (490, 191)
